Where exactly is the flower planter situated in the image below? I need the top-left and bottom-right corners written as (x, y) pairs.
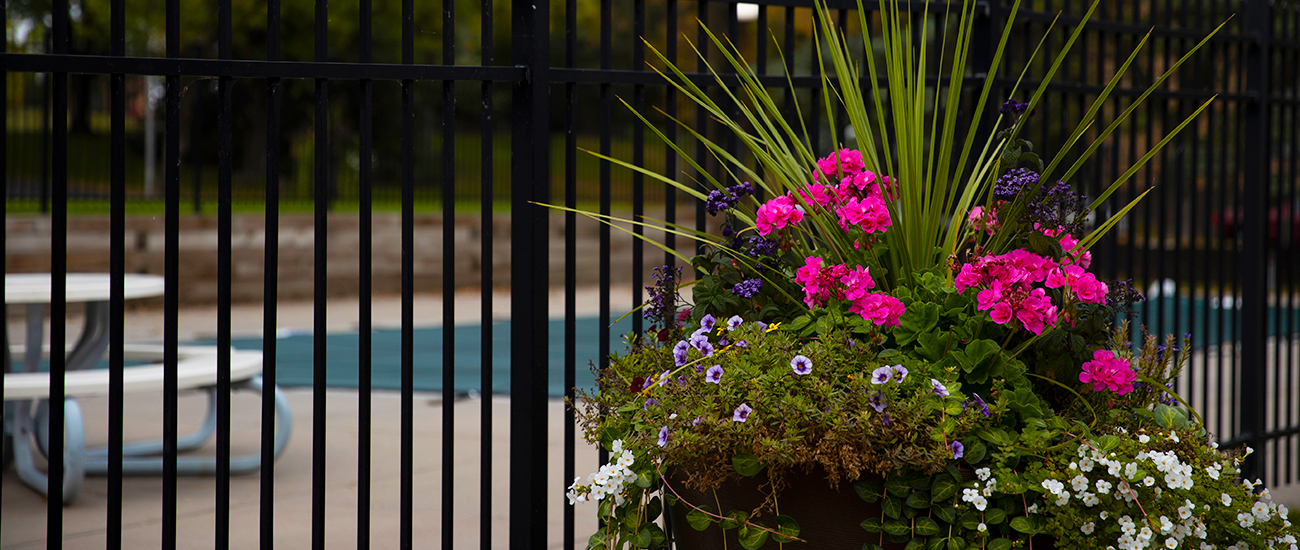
top-left (667, 465), bottom-right (904, 550)
top-left (667, 465), bottom-right (1056, 550)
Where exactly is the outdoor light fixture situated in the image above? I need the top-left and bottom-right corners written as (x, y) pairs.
top-left (737, 3), bottom-right (759, 22)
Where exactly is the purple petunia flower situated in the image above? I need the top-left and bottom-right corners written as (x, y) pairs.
top-left (732, 403), bottom-right (753, 422)
top-left (791, 355), bottom-right (813, 376)
top-left (727, 315), bottom-right (744, 331)
top-left (705, 365), bottom-right (724, 384)
top-left (700, 314), bottom-right (716, 332)
top-left (689, 331), bottom-right (709, 350)
top-left (951, 441), bottom-right (965, 459)
top-left (692, 416), bottom-right (702, 426)
top-left (881, 412), bottom-right (892, 426)
top-left (755, 321), bottom-right (768, 332)
top-left (674, 348), bottom-right (689, 366)
top-left (657, 369), bottom-right (671, 387)
top-left (644, 398), bottom-right (659, 409)
top-left (698, 341), bottom-right (715, 356)
top-left (736, 340), bottom-right (749, 349)
top-left (972, 393), bottom-right (991, 417)
top-left (674, 340), bottom-right (689, 354)
top-left (694, 364), bottom-right (705, 373)
top-left (891, 365), bottom-right (908, 383)
top-left (930, 379), bottom-right (949, 397)
top-left (870, 366), bottom-right (894, 385)
top-left (868, 391), bottom-right (888, 413)
top-left (657, 426), bottom-right (669, 447)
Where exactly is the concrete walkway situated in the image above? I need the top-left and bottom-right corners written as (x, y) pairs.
top-left (2, 287), bottom-right (639, 549)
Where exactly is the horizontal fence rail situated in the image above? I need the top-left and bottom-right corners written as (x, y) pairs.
top-left (2, 0), bottom-right (1298, 548)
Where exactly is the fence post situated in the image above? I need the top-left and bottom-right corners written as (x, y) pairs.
top-left (1239, 0), bottom-right (1271, 483)
top-left (510, 0), bottom-right (551, 548)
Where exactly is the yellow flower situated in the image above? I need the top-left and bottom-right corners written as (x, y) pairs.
top-left (765, 322), bottom-right (782, 333)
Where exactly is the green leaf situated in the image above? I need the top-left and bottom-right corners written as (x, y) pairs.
top-left (896, 303), bottom-right (941, 346)
top-left (933, 505), bottom-right (958, 525)
top-left (931, 475), bottom-right (959, 503)
top-left (946, 537), bottom-right (965, 550)
top-left (732, 452), bottom-right (763, 477)
top-left (905, 538), bottom-right (927, 550)
top-left (631, 525), bottom-right (653, 548)
top-left (882, 496), bottom-right (904, 519)
top-left (916, 330), bottom-right (949, 362)
top-left (906, 491), bottom-right (932, 509)
top-left (963, 339), bottom-right (999, 370)
top-left (885, 476), bottom-right (912, 497)
top-left (988, 539), bottom-right (1013, 550)
top-left (962, 439), bottom-right (988, 465)
top-left (855, 480), bottom-right (885, 503)
top-left (984, 508), bottom-right (1007, 525)
top-left (958, 511), bottom-right (980, 530)
top-left (774, 515), bottom-right (800, 543)
top-left (722, 510), bottom-right (749, 530)
top-left (1009, 516), bottom-right (1038, 535)
top-left (586, 531), bottom-right (608, 550)
top-left (861, 517), bottom-right (884, 533)
top-left (1093, 435), bottom-right (1121, 453)
top-left (686, 506), bottom-right (714, 531)
top-left (644, 496), bottom-right (662, 522)
top-left (738, 521), bottom-right (770, 550)
top-left (882, 519), bottom-right (912, 537)
top-left (1153, 404), bottom-right (1188, 430)
top-left (914, 517), bottom-right (941, 536)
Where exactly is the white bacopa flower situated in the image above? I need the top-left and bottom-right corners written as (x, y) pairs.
top-left (1042, 479), bottom-right (1065, 495)
top-left (1171, 430), bottom-right (1181, 443)
top-left (1100, 511), bottom-right (1110, 520)
top-left (1222, 493), bottom-right (1233, 506)
top-left (1139, 434), bottom-right (1151, 444)
top-left (1080, 457), bottom-right (1096, 472)
top-left (1083, 493), bottom-right (1100, 507)
top-left (1055, 490), bottom-right (1071, 506)
top-left (1081, 522), bottom-right (1095, 534)
top-left (1166, 537), bottom-right (1178, 549)
top-left (1072, 474), bottom-right (1090, 492)
top-left (1125, 463), bottom-right (1139, 480)
top-left (1097, 479), bottom-right (1114, 494)
top-left (1109, 461), bottom-right (1124, 477)
top-left (977, 523), bottom-right (987, 533)
top-left (1178, 506), bottom-right (1192, 520)
top-left (1079, 444), bottom-right (1091, 458)
top-left (976, 467), bottom-right (991, 481)
top-left (1237, 512), bottom-right (1255, 528)
top-left (973, 496), bottom-right (988, 511)
top-left (610, 439), bottom-right (624, 454)
top-left (1253, 501), bottom-right (1271, 521)
top-left (1027, 503), bottom-right (1039, 514)
top-left (1145, 476), bottom-right (1157, 487)
top-left (1160, 516), bottom-right (1174, 534)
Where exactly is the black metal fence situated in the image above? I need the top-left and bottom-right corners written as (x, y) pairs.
top-left (2, 0), bottom-right (1299, 548)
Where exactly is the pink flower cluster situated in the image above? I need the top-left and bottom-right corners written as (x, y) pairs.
top-left (795, 257), bottom-right (905, 327)
top-left (1039, 225), bottom-right (1093, 268)
top-left (1079, 349), bottom-right (1137, 395)
top-left (954, 249), bottom-right (1061, 335)
top-left (793, 150), bottom-right (895, 236)
top-left (755, 194), bottom-right (805, 236)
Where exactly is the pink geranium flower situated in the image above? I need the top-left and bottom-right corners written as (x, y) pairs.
top-left (755, 194), bottom-right (805, 236)
top-left (1079, 349), bottom-right (1137, 395)
top-left (814, 148), bottom-right (865, 180)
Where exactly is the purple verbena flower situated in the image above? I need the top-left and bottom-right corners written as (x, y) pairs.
top-left (732, 278), bottom-right (763, 298)
top-left (868, 391), bottom-right (888, 413)
top-left (993, 168), bottom-right (1039, 201)
top-left (999, 98), bottom-right (1031, 116)
top-left (746, 237), bottom-right (779, 258)
top-left (732, 403), bottom-right (753, 423)
top-left (891, 364), bottom-right (908, 383)
top-left (952, 441), bottom-right (965, 459)
top-left (930, 379), bottom-right (950, 397)
top-left (790, 355), bottom-right (813, 376)
top-left (870, 366), bottom-right (894, 385)
top-left (657, 426), bottom-right (669, 447)
top-left (705, 365), bottom-right (724, 384)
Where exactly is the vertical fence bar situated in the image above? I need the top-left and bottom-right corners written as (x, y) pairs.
top-left (563, 0), bottom-right (578, 545)
top-left (107, 0), bottom-right (126, 542)
top-left (598, 0), bottom-right (612, 427)
top-left (696, 0), bottom-right (709, 252)
top-left (1286, 4), bottom-right (1300, 485)
top-left (216, 0), bottom-right (234, 543)
top-left (190, 64), bottom-right (205, 214)
top-left (48, 0), bottom-right (69, 539)
top-left (510, 0), bottom-right (551, 547)
top-left (163, 0), bottom-right (182, 539)
top-left (442, 0), bottom-right (457, 543)
top-left (400, 0), bottom-right (415, 543)
top-left (261, 0), bottom-right (282, 546)
top-left (479, 0), bottom-right (496, 546)
top-left (0, 0), bottom-right (5, 533)
top-left (357, 0), bottom-right (374, 546)
top-left (312, 0), bottom-right (330, 544)
top-left (1240, 0), bottom-right (1271, 482)
top-left (664, 0), bottom-right (678, 263)
top-left (632, 0), bottom-right (646, 338)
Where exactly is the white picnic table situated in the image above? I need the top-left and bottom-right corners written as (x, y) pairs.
top-left (3, 273), bottom-right (291, 504)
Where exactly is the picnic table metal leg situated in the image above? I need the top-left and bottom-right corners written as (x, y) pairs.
top-left (6, 397), bottom-right (86, 504)
top-left (84, 376), bottom-right (292, 476)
